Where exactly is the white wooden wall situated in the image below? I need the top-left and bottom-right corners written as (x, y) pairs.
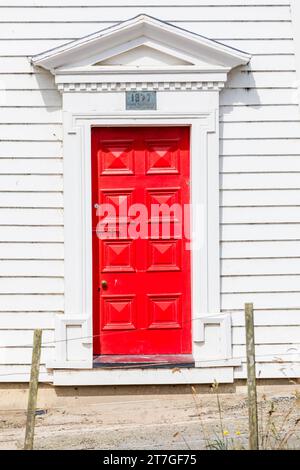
top-left (0, 0), bottom-right (299, 382)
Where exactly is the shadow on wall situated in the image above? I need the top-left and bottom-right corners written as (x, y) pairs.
top-left (219, 62), bottom-right (261, 174)
top-left (33, 65), bottom-right (62, 118)
top-left (218, 62), bottom-right (261, 239)
top-left (220, 62), bottom-right (262, 130)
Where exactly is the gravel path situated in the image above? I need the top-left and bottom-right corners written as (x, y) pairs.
top-left (1, 385), bottom-right (300, 450)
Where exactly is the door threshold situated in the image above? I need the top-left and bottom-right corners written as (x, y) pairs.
top-left (93, 354), bottom-right (194, 369)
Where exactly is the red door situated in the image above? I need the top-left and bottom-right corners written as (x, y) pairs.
top-left (92, 127), bottom-right (191, 355)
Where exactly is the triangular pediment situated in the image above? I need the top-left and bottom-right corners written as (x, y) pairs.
top-left (31, 14), bottom-right (250, 72)
top-left (94, 45), bottom-right (193, 67)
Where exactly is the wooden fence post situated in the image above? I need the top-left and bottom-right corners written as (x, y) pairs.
top-left (24, 329), bottom-right (42, 450)
top-left (245, 303), bottom-right (259, 450)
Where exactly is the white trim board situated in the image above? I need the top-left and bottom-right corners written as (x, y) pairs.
top-left (49, 111), bottom-right (223, 372)
top-left (53, 366), bottom-right (234, 386)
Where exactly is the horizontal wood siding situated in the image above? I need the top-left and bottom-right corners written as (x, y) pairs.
top-left (0, 0), bottom-right (299, 382)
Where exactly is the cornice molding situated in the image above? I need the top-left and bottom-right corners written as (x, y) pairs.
top-left (57, 80), bottom-right (226, 93)
top-left (31, 14), bottom-right (250, 71)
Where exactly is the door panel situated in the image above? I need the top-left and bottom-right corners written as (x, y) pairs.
top-left (92, 127), bottom-right (191, 355)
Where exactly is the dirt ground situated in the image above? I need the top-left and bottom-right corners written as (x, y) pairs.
top-left (1, 383), bottom-right (300, 450)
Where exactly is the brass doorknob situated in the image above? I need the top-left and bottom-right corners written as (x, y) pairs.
top-left (101, 280), bottom-right (108, 289)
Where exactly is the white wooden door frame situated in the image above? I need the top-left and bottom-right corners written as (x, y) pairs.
top-left (30, 14), bottom-right (249, 382)
top-left (47, 109), bottom-right (239, 377)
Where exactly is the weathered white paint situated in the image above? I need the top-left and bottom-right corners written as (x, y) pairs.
top-left (0, 0), bottom-right (300, 384)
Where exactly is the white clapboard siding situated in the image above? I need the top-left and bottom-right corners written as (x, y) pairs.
top-left (0, 159), bottom-right (63, 174)
top-left (241, 55), bottom-right (296, 71)
top-left (0, 365), bottom-right (52, 382)
top-left (0, 74), bottom-right (56, 90)
top-left (0, 175), bottom-right (63, 191)
top-left (221, 139), bottom-right (300, 156)
top-left (231, 310), bottom-right (300, 327)
top-left (222, 292), bottom-right (300, 310)
top-left (221, 207), bottom-right (300, 224)
top-left (233, 343), bottom-right (300, 368)
top-left (2, 91), bottom-right (61, 107)
top-left (221, 224), bottom-right (300, 242)
top-left (221, 156), bottom-right (300, 173)
top-left (221, 190), bottom-right (300, 207)
top-left (0, 226), bottom-right (64, 242)
top-left (220, 122), bottom-right (300, 139)
top-left (0, 209), bottom-right (63, 226)
top-left (0, 295), bottom-right (64, 312)
top-left (0, 40), bottom-right (68, 56)
top-left (0, 313), bottom-right (55, 329)
top-left (0, 243), bottom-right (64, 259)
top-left (0, 142), bottom-right (62, 158)
top-left (221, 275), bottom-right (300, 293)
top-left (220, 89), bottom-right (297, 106)
top-left (222, 259), bottom-right (300, 276)
top-left (233, 344), bottom-right (300, 359)
top-left (0, 260), bottom-right (63, 276)
top-left (0, 108), bottom-right (62, 124)
top-left (220, 105), bottom-right (300, 123)
top-left (0, 6), bottom-right (291, 22)
top-left (0, 278), bottom-right (64, 294)
top-left (221, 40), bottom-right (294, 55)
top-left (0, 348), bottom-right (53, 365)
top-left (0, 57), bottom-right (39, 73)
top-left (0, 125), bottom-right (62, 141)
top-left (0, 22), bottom-right (293, 40)
top-left (221, 241), bottom-right (300, 259)
top-left (232, 326), bottom-right (300, 344)
top-left (226, 72), bottom-right (297, 89)
top-left (0, 330), bottom-right (54, 347)
top-left (221, 173), bottom-right (300, 190)
top-left (234, 362), bottom-right (300, 379)
top-left (0, 193), bottom-right (63, 208)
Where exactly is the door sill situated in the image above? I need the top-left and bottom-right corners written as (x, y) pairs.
top-left (93, 354), bottom-right (194, 369)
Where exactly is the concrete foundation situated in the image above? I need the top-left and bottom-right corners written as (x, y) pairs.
top-left (0, 379), bottom-right (299, 411)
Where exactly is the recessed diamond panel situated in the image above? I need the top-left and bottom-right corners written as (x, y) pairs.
top-left (147, 188), bottom-right (180, 222)
top-left (99, 141), bottom-right (134, 175)
top-left (102, 295), bottom-right (136, 330)
top-left (146, 139), bottom-right (180, 174)
top-left (148, 240), bottom-right (181, 271)
top-left (147, 294), bottom-right (182, 329)
top-left (102, 240), bottom-right (135, 272)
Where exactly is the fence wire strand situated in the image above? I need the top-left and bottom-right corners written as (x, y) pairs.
top-left (1, 315), bottom-right (300, 377)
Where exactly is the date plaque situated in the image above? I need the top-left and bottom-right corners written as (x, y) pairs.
top-left (126, 91), bottom-right (157, 110)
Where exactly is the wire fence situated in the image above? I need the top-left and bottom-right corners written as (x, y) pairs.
top-left (0, 313), bottom-right (300, 377)
top-left (0, 339), bottom-right (300, 376)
